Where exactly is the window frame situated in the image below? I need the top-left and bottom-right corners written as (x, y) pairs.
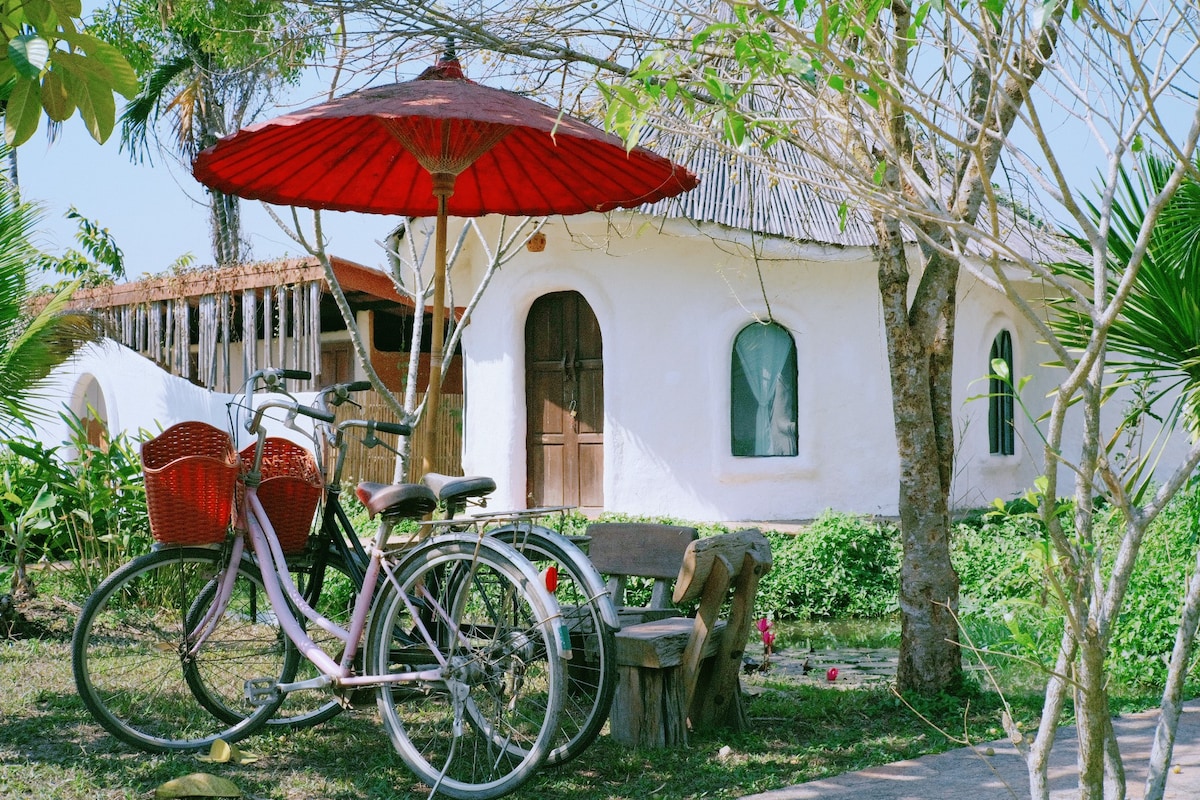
top-left (988, 329), bottom-right (1016, 456)
top-left (730, 321), bottom-right (799, 458)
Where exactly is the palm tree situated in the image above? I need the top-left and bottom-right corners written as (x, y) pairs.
top-left (0, 183), bottom-right (106, 435)
top-left (93, 1), bottom-right (327, 266)
top-left (0, 179), bottom-right (106, 600)
top-left (1050, 154), bottom-right (1200, 441)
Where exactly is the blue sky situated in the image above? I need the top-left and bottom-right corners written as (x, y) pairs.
top-left (17, 91), bottom-right (397, 282)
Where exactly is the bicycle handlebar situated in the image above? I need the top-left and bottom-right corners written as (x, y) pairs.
top-left (247, 397), bottom-right (335, 434)
top-left (321, 380), bottom-right (374, 410)
top-left (338, 419), bottom-right (412, 437)
top-left (245, 367), bottom-right (312, 394)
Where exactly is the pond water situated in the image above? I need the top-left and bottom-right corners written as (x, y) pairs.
top-left (746, 617), bottom-right (901, 684)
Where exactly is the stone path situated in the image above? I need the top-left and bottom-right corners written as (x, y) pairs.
top-left (736, 643), bottom-right (1200, 799)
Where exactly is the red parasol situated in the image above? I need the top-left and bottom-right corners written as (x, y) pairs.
top-left (193, 55), bottom-right (698, 471)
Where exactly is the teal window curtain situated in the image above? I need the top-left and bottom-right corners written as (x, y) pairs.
top-left (989, 330), bottom-right (1015, 456)
top-left (731, 322), bottom-right (798, 457)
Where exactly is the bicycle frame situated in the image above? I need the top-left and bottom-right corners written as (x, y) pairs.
top-left (188, 484), bottom-right (442, 693)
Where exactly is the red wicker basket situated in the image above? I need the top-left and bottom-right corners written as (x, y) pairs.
top-left (241, 438), bottom-right (323, 554)
top-left (142, 422), bottom-right (239, 546)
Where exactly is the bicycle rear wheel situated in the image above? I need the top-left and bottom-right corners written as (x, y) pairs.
top-left (366, 535), bottom-right (565, 800)
top-left (185, 547), bottom-right (358, 730)
top-left (72, 545), bottom-right (292, 752)
top-left (488, 525), bottom-right (616, 765)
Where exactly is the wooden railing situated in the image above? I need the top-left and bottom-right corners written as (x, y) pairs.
top-left (331, 393), bottom-right (463, 485)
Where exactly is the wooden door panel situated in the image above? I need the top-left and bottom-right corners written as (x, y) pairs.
top-left (577, 370), bottom-right (604, 434)
top-left (529, 373), bottom-right (565, 434)
top-left (579, 443), bottom-right (604, 508)
top-left (526, 291), bottom-right (603, 512)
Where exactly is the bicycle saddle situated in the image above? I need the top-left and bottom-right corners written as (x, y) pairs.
top-left (355, 482), bottom-right (438, 519)
top-left (422, 473), bottom-right (497, 504)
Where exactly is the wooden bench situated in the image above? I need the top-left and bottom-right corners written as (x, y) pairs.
top-left (587, 523), bottom-right (698, 627)
top-left (588, 524), bottom-right (773, 748)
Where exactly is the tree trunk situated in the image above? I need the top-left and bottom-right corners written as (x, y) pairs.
top-left (874, 215), bottom-right (962, 694)
top-left (1076, 624), bottom-right (1113, 800)
top-left (210, 189), bottom-right (243, 266)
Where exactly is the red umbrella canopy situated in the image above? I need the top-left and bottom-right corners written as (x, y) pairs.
top-left (192, 58), bottom-right (698, 216)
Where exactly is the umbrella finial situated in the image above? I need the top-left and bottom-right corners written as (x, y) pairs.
top-left (418, 40), bottom-right (465, 81)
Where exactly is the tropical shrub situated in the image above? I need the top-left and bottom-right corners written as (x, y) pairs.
top-left (1104, 488), bottom-right (1200, 689)
top-left (756, 511), bottom-right (900, 619)
top-left (0, 413), bottom-right (149, 597)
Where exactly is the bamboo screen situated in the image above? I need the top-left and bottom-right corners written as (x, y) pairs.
top-left (331, 392), bottom-right (463, 485)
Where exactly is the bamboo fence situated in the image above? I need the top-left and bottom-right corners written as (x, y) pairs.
top-left (332, 393), bottom-right (463, 485)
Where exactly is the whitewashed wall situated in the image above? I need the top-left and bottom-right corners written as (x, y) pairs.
top-left (32, 340), bottom-right (320, 456)
top-left (456, 213), bottom-right (1193, 522)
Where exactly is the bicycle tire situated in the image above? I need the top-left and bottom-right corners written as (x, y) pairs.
top-left (488, 524), bottom-right (617, 765)
top-left (72, 545), bottom-right (292, 752)
top-left (366, 534), bottom-right (566, 800)
top-left (185, 548), bottom-right (357, 730)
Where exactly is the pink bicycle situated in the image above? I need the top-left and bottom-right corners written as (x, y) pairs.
top-left (72, 369), bottom-right (569, 799)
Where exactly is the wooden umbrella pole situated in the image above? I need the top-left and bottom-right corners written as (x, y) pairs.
top-left (421, 175), bottom-right (454, 477)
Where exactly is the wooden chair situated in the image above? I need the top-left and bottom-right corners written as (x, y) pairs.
top-left (591, 526), bottom-right (773, 748)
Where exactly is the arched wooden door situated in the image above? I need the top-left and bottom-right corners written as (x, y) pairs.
top-left (526, 291), bottom-right (604, 513)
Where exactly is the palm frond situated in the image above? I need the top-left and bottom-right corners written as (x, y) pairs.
top-left (1048, 153), bottom-right (1200, 430)
top-left (0, 279), bottom-right (107, 431)
top-left (120, 55), bottom-right (196, 163)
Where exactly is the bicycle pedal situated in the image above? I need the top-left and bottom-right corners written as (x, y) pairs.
top-left (244, 678), bottom-right (279, 706)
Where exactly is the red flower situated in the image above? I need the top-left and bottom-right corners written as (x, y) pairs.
top-left (826, 667), bottom-right (839, 682)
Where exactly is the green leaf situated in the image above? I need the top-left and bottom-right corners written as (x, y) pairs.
top-left (9, 35), bottom-right (50, 79)
top-left (913, 2), bottom-right (932, 31)
top-left (57, 32), bottom-right (139, 98)
top-left (837, 199), bottom-right (850, 232)
top-left (56, 52), bottom-right (116, 142)
top-left (828, 74), bottom-right (845, 93)
top-left (5, 77), bottom-right (42, 146)
top-left (48, 0), bottom-right (83, 17)
top-left (22, 0), bottom-right (52, 27)
top-left (1132, 134), bottom-right (1144, 153)
top-left (873, 159), bottom-right (887, 186)
top-left (27, 484), bottom-right (57, 516)
top-left (41, 70), bottom-right (73, 122)
top-left (859, 86), bottom-right (880, 110)
top-left (724, 113), bottom-right (746, 148)
top-left (665, 78), bottom-right (678, 103)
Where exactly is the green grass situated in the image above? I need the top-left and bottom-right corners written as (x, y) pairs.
top-left (0, 619), bottom-right (1058, 800)
top-left (0, 581), bottom-right (1174, 800)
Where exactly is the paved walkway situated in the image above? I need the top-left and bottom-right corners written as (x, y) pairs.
top-left (739, 700), bottom-right (1200, 800)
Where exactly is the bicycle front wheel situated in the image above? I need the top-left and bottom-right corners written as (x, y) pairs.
top-left (366, 535), bottom-right (566, 800)
top-left (72, 545), bottom-right (293, 752)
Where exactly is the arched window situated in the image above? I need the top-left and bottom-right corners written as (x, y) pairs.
top-left (731, 322), bottom-right (798, 457)
top-left (989, 330), bottom-right (1015, 456)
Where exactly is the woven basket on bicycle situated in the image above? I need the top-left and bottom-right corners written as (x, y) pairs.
top-left (240, 438), bottom-right (323, 554)
top-left (142, 421), bottom-right (239, 546)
